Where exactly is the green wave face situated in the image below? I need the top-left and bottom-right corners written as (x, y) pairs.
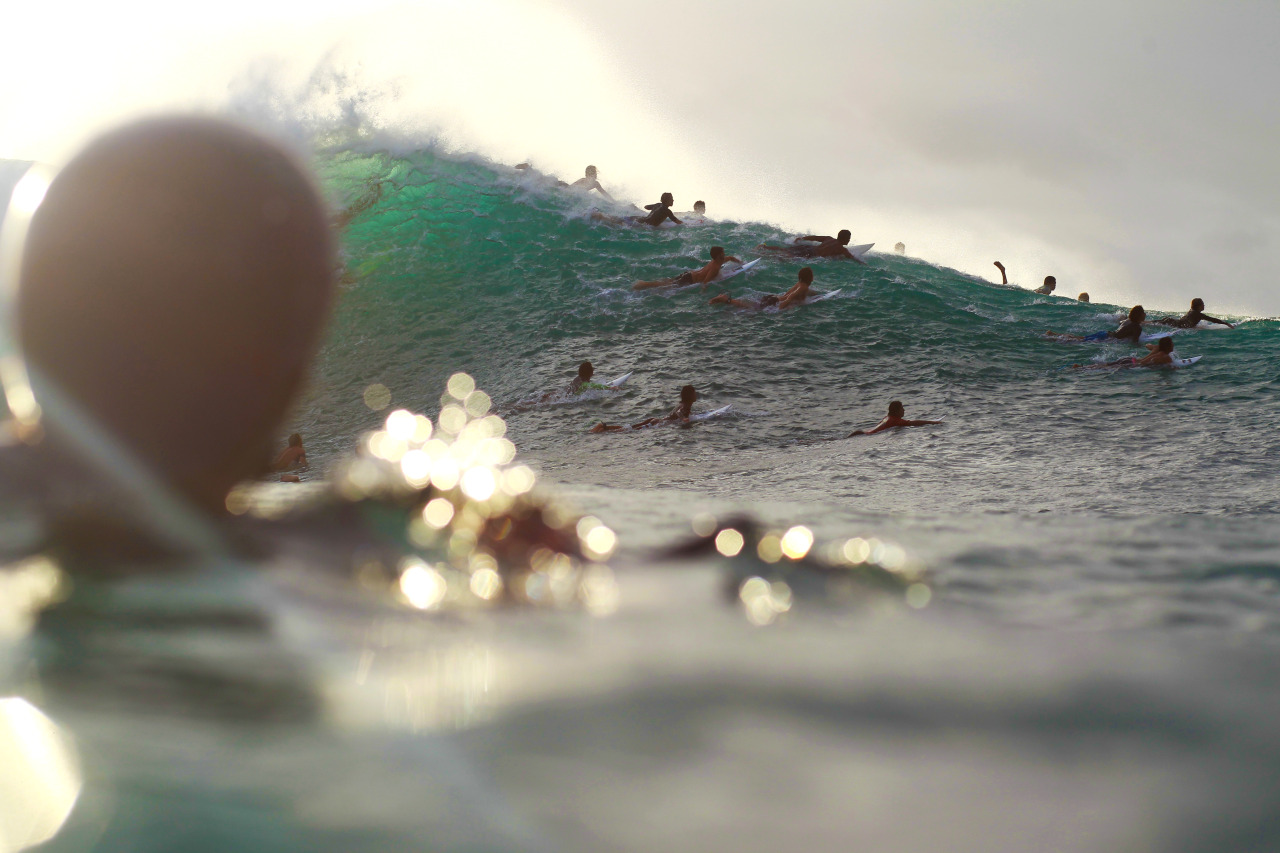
top-left (302, 144), bottom-right (1279, 516)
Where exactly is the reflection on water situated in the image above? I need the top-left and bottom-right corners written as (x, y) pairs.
top-left (0, 698), bottom-right (81, 853)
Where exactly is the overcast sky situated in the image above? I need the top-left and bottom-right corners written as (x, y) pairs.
top-left (2, 0), bottom-right (1276, 314)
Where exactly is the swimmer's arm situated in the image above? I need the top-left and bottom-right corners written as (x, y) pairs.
top-left (592, 183), bottom-right (612, 200)
top-left (1201, 314), bottom-right (1234, 328)
top-left (664, 209), bottom-right (683, 225)
top-left (993, 261), bottom-right (1007, 284)
top-left (901, 419), bottom-right (943, 427)
top-left (725, 255), bottom-right (741, 263)
top-left (797, 235), bottom-right (830, 243)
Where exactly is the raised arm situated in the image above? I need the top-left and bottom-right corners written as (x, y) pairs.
top-left (993, 261), bottom-right (1007, 285)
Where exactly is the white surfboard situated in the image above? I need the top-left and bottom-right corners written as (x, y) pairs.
top-left (690, 404), bottom-right (733, 422)
top-left (715, 258), bottom-right (763, 283)
top-left (847, 242), bottom-right (874, 263)
top-left (1170, 356), bottom-right (1202, 368)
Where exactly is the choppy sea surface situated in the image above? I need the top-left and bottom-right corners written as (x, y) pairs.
top-left (3, 142), bottom-right (1280, 852)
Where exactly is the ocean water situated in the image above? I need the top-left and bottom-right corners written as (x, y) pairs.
top-left (4, 140), bottom-right (1280, 852)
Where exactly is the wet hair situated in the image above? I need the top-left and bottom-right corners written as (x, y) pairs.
top-left (578, 360), bottom-right (593, 380)
top-left (1078, 292), bottom-right (1090, 302)
top-left (1129, 305), bottom-right (1145, 321)
top-left (837, 229), bottom-right (851, 242)
top-left (798, 267), bottom-right (814, 284)
top-left (760, 295), bottom-right (780, 307)
top-left (1191, 298), bottom-right (1205, 311)
top-left (710, 246), bottom-right (725, 260)
top-left (661, 192), bottom-right (674, 206)
top-left (19, 117), bottom-right (334, 511)
top-left (1158, 336), bottom-right (1174, 353)
top-left (888, 400), bottom-right (905, 417)
top-left (585, 165), bottom-right (597, 177)
top-left (680, 385), bottom-right (697, 404)
top-left (693, 200), bottom-right (705, 212)
top-left (1044, 276), bottom-right (1056, 288)
top-left (288, 433), bottom-right (303, 447)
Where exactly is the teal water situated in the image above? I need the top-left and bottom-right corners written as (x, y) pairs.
top-left (6, 140), bottom-right (1280, 853)
top-left (299, 143), bottom-right (1280, 636)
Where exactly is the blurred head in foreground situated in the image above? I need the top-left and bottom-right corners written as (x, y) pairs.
top-left (18, 117), bottom-right (335, 512)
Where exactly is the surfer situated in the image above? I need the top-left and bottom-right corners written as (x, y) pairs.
top-left (1046, 305), bottom-right (1146, 344)
top-left (759, 229), bottom-right (857, 259)
top-left (1153, 298), bottom-right (1235, 329)
top-left (590, 385), bottom-right (697, 432)
top-left (633, 192), bottom-right (682, 227)
top-left (568, 361), bottom-right (597, 393)
top-left (1078, 292), bottom-right (1090, 302)
top-left (1075, 336), bottom-right (1176, 370)
top-left (848, 401), bottom-right (943, 436)
top-left (271, 434), bottom-right (307, 471)
top-left (778, 267), bottom-right (816, 309)
top-left (571, 165), bottom-right (612, 199)
top-left (634, 246), bottom-right (741, 291)
top-left (993, 262), bottom-right (1057, 295)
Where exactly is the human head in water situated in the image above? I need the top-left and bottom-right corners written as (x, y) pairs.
top-left (661, 192), bottom-right (674, 206)
top-left (798, 267), bottom-right (814, 284)
top-left (584, 165), bottom-right (598, 178)
top-left (837, 229), bottom-right (851, 244)
top-left (680, 385), bottom-right (697, 405)
top-left (1043, 276), bottom-right (1057, 292)
top-left (1157, 336), bottom-right (1174, 353)
top-left (1078, 292), bottom-right (1090, 302)
top-left (888, 400), bottom-right (905, 418)
top-left (1129, 305), bottom-right (1146, 322)
top-left (577, 361), bottom-right (594, 380)
top-left (288, 433), bottom-right (303, 448)
top-left (710, 246), bottom-right (726, 261)
top-left (1191, 298), bottom-right (1205, 311)
top-left (18, 116), bottom-right (334, 512)
top-left (693, 200), bottom-right (706, 214)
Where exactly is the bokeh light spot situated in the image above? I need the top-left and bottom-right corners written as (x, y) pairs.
top-left (780, 526), bottom-right (814, 560)
top-left (363, 383), bottom-right (392, 411)
top-left (714, 528), bottom-right (744, 557)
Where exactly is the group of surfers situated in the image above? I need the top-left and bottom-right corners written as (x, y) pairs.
top-left (1044, 299), bottom-right (1234, 369)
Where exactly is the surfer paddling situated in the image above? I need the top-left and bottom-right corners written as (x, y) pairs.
top-left (1046, 305), bottom-right (1146, 344)
top-left (707, 267), bottom-right (816, 310)
top-left (759, 229), bottom-right (859, 259)
top-left (1153, 298), bottom-right (1235, 329)
top-left (1074, 336), bottom-right (1176, 370)
top-left (571, 165), bottom-right (612, 199)
top-left (848, 401), bottom-right (943, 437)
top-left (635, 246), bottom-right (741, 291)
top-left (591, 385), bottom-right (698, 432)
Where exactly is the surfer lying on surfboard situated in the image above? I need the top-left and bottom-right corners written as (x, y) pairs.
top-left (848, 401), bottom-right (943, 437)
top-left (590, 385), bottom-right (696, 432)
top-left (634, 246), bottom-right (741, 291)
top-left (1046, 305), bottom-right (1146, 344)
top-left (1151, 298), bottom-right (1235, 329)
top-left (707, 267), bottom-right (817, 310)
top-left (758, 230), bottom-right (858, 260)
top-left (536, 361), bottom-right (607, 401)
top-left (1073, 335), bottom-right (1176, 369)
